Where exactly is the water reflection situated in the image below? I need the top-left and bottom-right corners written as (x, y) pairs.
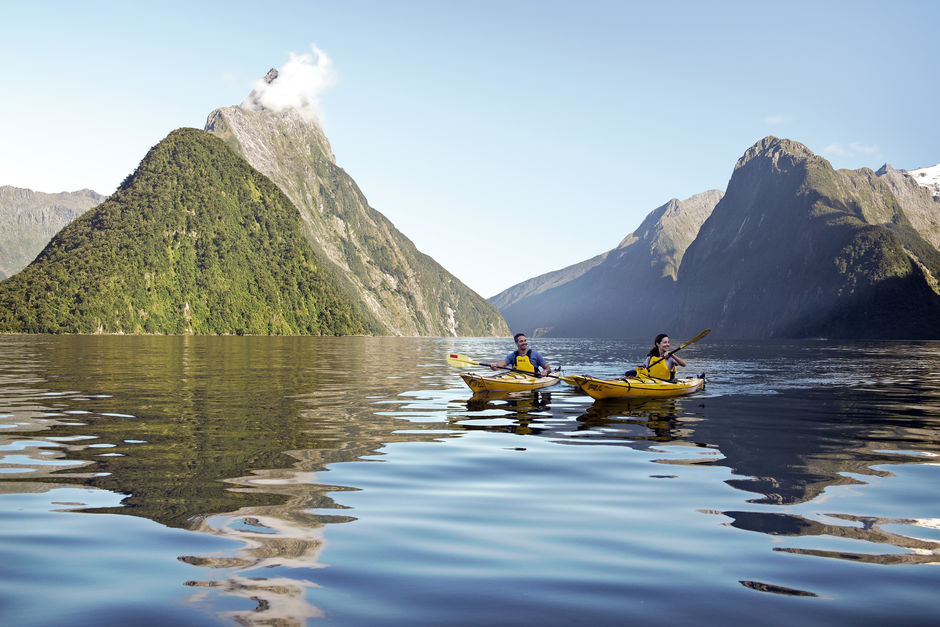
top-left (574, 397), bottom-right (696, 444)
top-left (452, 361), bottom-right (940, 572)
top-left (718, 511), bottom-right (940, 565)
top-left (0, 335), bottom-right (458, 623)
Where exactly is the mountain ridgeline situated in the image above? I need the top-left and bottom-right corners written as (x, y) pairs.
top-left (491, 190), bottom-right (723, 338)
top-left (0, 129), bottom-right (375, 335)
top-left (204, 69), bottom-right (508, 337)
top-left (493, 137), bottom-right (940, 339)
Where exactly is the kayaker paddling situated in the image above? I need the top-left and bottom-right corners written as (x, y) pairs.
top-left (624, 333), bottom-right (686, 381)
top-left (491, 333), bottom-right (553, 378)
top-left (567, 329), bottom-right (708, 400)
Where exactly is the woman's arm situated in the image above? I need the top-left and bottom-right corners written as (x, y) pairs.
top-left (669, 353), bottom-right (687, 367)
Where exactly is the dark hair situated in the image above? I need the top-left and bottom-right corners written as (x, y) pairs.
top-left (647, 333), bottom-right (669, 357)
top-left (513, 332), bottom-right (527, 342)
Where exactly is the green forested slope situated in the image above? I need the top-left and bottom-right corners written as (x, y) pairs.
top-left (0, 128), bottom-right (376, 335)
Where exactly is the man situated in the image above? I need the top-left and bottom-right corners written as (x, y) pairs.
top-left (490, 333), bottom-right (552, 378)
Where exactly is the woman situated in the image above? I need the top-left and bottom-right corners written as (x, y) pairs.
top-left (624, 333), bottom-right (686, 381)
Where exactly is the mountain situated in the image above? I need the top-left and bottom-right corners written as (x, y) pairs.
top-left (490, 190), bottom-right (722, 337)
top-left (676, 137), bottom-right (940, 338)
top-left (204, 69), bottom-right (508, 337)
top-left (0, 186), bottom-right (106, 279)
top-left (0, 128), bottom-right (375, 335)
top-left (493, 137), bottom-right (940, 339)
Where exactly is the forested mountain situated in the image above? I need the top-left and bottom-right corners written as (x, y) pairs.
top-left (205, 69), bottom-right (508, 337)
top-left (0, 186), bottom-right (105, 279)
top-left (492, 137), bottom-right (940, 339)
top-left (0, 129), bottom-right (375, 335)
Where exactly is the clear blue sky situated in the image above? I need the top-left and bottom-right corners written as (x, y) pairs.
top-left (2, 0), bottom-right (938, 297)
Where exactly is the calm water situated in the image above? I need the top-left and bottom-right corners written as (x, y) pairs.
top-left (1, 335), bottom-right (939, 626)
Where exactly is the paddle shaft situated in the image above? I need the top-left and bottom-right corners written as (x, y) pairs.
top-left (467, 358), bottom-right (554, 379)
top-left (447, 352), bottom-right (577, 383)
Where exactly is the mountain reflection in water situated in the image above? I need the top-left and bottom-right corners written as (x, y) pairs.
top-left (1, 336), bottom-right (939, 625)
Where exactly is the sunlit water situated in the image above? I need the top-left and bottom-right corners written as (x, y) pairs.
top-left (1, 335), bottom-right (939, 626)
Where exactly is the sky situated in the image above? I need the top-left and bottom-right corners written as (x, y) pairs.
top-left (2, 1), bottom-right (938, 298)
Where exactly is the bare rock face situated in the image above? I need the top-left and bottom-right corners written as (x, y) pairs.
top-left (0, 186), bottom-right (106, 279)
top-left (205, 78), bottom-right (507, 337)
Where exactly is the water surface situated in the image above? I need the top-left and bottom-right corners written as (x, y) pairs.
top-left (1, 335), bottom-right (939, 625)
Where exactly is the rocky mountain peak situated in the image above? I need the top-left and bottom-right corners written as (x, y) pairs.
top-left (735, 136), bottom-right (823, 174)
top-left (238, 66), bottom-right (326, 131)
top-left (875, 163), bottom-right (897, 177)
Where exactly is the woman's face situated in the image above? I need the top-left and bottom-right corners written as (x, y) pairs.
top-left (658, 336), bottom-right (671, 355)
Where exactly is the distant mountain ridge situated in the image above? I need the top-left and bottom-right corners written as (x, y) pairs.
top-left (492, 137), bottom-right (940, 339)
top-left (491, 190), bottom-right (723, 338)
top-left (0, 186), bottom-right (105, 279)
top-left (205, 69), bottom-right (508, 337)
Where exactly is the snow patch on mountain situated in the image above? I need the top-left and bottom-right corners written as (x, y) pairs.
top-left (907, 164), bottom-right (940, 198)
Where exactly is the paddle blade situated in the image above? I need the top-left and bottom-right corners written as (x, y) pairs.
top-left (688, 328), bottom-right (711, 344)
top-left (675, 328), bottom-right (711, 352)
top-left (446, 353), bottom-right (481, 368)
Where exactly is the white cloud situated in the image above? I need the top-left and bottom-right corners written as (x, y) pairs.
top-left (824, 143), bottom-right (851, 157)
top-left (242, 44), bottom-right (337, 124)
top-left (822, 142), bottom-right (881, 161)
top-left (849, 142), bottom-right (879, 154)
top-left (763, 114), bottom-right (789, 126)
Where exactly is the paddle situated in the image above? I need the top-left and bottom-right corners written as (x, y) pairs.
top-left (447, 352), bottom-right (579, 385)
top-left (639, 328), bottom-right (711, 380)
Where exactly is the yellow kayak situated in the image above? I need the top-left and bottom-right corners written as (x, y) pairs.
top-left (459, 371), bottom-right (560, 393)
top-left (569, 374), bottom-right (705, 400)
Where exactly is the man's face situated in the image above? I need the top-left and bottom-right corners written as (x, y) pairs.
top-left (515, 335), bottom-right (528, 351)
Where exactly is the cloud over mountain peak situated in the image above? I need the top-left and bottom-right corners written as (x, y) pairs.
top-left (241, 44), bottom-right (336, 124)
